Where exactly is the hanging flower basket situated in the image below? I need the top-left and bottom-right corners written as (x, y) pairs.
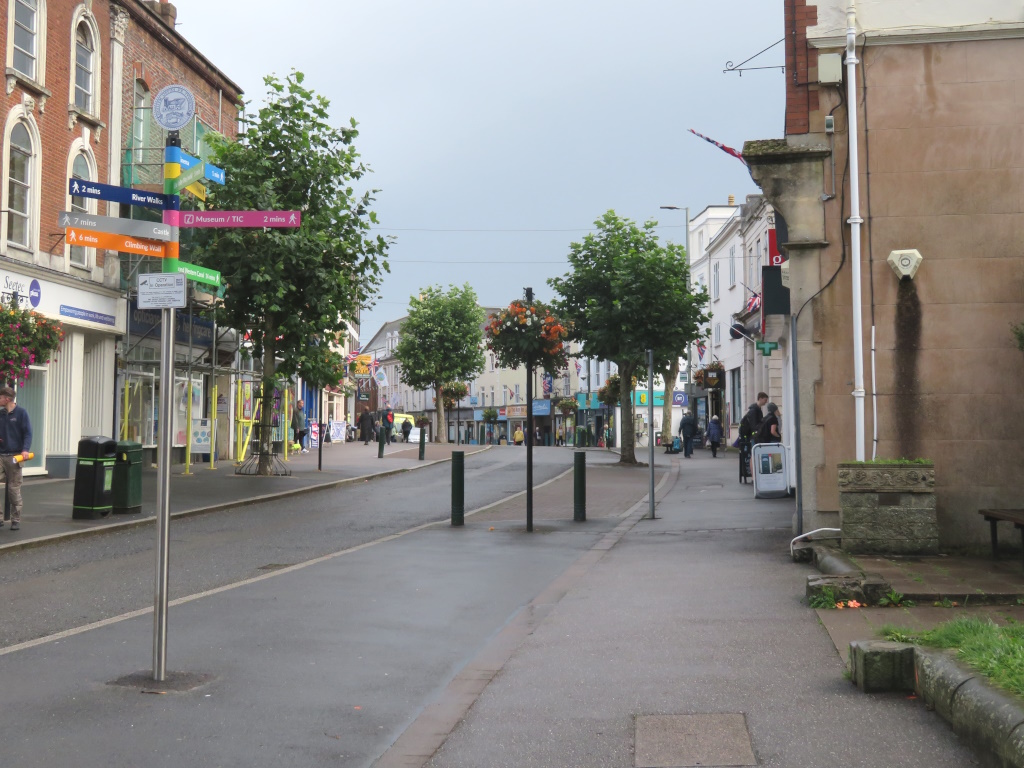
top-left (0, 297), bottom-right (65, 385)
top-left (485, 300), bottom-right (569, 374)
top-left (556, 397), bottom-right (578, 415)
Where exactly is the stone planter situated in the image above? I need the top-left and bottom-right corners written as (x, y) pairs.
top-left (837, 462), bottom-right (938, 555)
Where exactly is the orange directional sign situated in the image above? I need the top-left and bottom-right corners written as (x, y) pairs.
top-left (65, 228), bottom-right (166, 257)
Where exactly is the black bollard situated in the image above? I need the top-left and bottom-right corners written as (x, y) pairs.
top-left (317, 422), bottom-right (324, 471)
top-left (451, 451), bottom-right (464, 526)
top-left (574, 451), bottom-right (586, 521)
top-left (378, 423), bottom-right (385, 459)
top-left (418, 426), bottom-right (425, 461)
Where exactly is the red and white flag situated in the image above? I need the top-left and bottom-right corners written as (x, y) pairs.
top-left (688, 129), bottom-right (747, 167)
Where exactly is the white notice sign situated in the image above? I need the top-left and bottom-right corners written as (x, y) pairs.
top-left (138, 273), bottom-right (186, 309)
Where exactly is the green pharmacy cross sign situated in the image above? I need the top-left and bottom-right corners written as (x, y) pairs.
top-left (756, 340), bottom-right (779, 357)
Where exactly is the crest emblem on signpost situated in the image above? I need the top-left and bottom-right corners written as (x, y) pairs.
top-left (152, 84), bottom-right (196, 131)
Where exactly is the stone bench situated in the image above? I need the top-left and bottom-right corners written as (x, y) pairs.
top-left (978, 509), bottom-right (1024, 566)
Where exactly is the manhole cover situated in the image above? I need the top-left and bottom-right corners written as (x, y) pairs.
top-left (634, 713), bottom-right (756, 767)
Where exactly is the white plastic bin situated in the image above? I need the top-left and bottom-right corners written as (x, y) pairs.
top-left (752, 443), bottom-right (789, 499)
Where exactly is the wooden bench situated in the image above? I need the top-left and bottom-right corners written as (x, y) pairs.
top-left (979, 509), bottom-right (1024, 565)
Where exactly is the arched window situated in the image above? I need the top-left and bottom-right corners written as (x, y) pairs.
top-left (7, 122), bottom-right (32, 248)
top-left (12, 0), bottom-right (37, 79)
top-left (74, 22), bottom-right (94, 112)
top-left (69, 153), bottom-right (90, 266)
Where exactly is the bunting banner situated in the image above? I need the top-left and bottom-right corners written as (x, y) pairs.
top-left (373, 368), bottom-right (388, 387)
top-left (345, 345), bottom-right (363, 363)
top-left (696, 341), bottom-right (707, 362)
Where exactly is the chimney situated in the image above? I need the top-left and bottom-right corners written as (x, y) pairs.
top-left (143, 0), bottom-right (177, 29)
top-left (728, 194), bottom-right (735, 206)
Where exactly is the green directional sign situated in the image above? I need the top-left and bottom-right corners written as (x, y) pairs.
top-left (171, 162), bottom-right (206, 193)
top-left (755, 340), bottom-right (779, 357)
top-left (164, 258), bottom-right (221, 287)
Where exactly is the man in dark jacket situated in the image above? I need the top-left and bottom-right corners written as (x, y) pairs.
top-left (401, 418), bottom-right (412, 442)
top-left (678, 410), bottom-right (697, 458)
top-left (358, 407), bottom-right (376, 445)
top-left (0, 386), bottom-right (32, 531)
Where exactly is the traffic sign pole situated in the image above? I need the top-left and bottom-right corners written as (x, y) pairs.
top-left (153, 131), bottom-right (182, 683)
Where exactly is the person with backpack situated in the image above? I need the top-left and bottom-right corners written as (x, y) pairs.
top-left (757, 402), bottom-right (782, 444)
top-left (401, 417), bottom-right (412, 443)
top-left (384, 407), bottom-right (395, 444)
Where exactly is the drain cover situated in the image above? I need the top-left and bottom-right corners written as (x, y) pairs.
top-left (634, 713), bottom-right (756, 767)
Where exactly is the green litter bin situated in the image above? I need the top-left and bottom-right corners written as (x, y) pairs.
top-left (113, 440), bottom-right (143, 515)
top-left (72, 437), bottom-right (116, 519)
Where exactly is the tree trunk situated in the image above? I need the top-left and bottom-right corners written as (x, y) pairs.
top-left (258, 330), bottom-right (277, 476)
top-left (618, 361), bottom-right (636, 464)
top-left (662, 357), bottom-right (680, 443)
top-left (435, 382), bottom-right (448, 443)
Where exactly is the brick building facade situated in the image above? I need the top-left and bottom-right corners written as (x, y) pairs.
top-left (0, 0), bottom-right (241, 476)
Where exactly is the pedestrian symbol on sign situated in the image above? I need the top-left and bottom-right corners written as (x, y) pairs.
top-left (71, 180), bottom-right (81, 194)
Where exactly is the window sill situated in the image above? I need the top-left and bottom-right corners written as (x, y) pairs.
top-left (5, 69), bottom-right (51, 105)
top-left (67, 105), bottom-right (105, 135)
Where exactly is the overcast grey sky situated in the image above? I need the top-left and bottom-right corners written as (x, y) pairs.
top-left (172, 0), bottom-right (785, 342)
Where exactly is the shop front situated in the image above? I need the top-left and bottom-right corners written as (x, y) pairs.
top-left (122, 300), bottom-right (239, 465)
top-left (1, 263), bottom-right (123, 477)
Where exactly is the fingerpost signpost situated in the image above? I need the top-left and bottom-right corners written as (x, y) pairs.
top-left (61, 83), bottom-right (300, 682)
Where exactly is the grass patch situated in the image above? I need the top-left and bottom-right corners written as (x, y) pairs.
top-left (881, 617), bottom-right (1024, 698)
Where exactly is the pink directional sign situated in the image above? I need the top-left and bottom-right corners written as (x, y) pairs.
top-left (169, 210), bottom-right (302, 228)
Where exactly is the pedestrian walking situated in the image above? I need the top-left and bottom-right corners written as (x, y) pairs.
top-left (384, 407), bottom-right (395, 445)
top-left (678, 410), bottom-right (697, 458)
top-left (291, 398), bottom-right (309, 453)
top-left (358, 406), bottom-right (376, 444)
top-left (707, 415), bottom-right (723, 457)
top-left (513, 426), bottom-right (525, 445)
top-left (401, 418), bottom-right (412, 443)
top-left (0, 385), bottom-right (32, 531)
top-left (534, 426), bottom-right (543, 446)
top-left (757, 402), bottom-right (782, 444)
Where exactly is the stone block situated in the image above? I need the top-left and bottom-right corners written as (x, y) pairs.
top-left (839, 491), bottom-right (877, 509)
top-left (849, 641), bottom-right (916, 693)
top-left (806, 575), bottom-right (864, 603)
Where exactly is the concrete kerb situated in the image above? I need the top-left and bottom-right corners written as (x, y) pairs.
top-left (849, 642), bottom-right (1024, 766)
top-left (0, 446), bottom-right (493, 556)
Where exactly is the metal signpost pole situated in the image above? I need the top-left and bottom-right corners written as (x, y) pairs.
top-left (525, 287), bottom-right (534, 532)
top-left (153, 128), bottom-right (182, 682)
top-left (648, 349), bottom-right (656, 519)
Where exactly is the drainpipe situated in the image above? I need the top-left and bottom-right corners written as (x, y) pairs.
top-left (846, 2), bottom-right (866, 461)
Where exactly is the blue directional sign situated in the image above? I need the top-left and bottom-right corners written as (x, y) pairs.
top-left (165, 147), bottom-right (225, 185)
top-left (68, 178), bottom-right (169, 210)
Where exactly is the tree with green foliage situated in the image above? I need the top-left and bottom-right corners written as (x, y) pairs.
top-left (394, 284), bottom-right (486, 443)
top-left (550, 210), bottom-right (709, 463)
top-left (192, 71), bottom-right (389, 474)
